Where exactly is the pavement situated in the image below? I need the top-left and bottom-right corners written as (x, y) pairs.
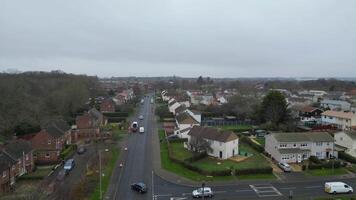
top-left (106, 94), bottom-right (356, 200)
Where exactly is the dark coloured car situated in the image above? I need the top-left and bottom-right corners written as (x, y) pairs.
top-left (131, 182), bottom-right (147, 193)
top-left (77, 146), bottom-right (86, 154)
top-left (166, 134), bottom-right (179, 141)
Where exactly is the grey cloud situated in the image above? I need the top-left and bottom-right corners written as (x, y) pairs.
top-left (0, 0), bottom-right (355, 77)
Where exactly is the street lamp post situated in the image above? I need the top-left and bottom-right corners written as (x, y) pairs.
top-left (99, 150), bottom-right (102, 200)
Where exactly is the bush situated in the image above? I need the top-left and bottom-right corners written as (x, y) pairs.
top-left (307, 160), bottom-right (342, 170)
top-left (103, 112), bottom-right (129, 118)
top-left (339, 151), bottom-right (356, 164)
top-left (107, 117), bottom-right (127, 123)
top-left (60, 144), bottom-right (77, 160)
top-left (235, 167), bottom-right (273, 175)
top-left (309, 156), bottom-right (322, 164)
top-left (169, 138), bottom-right (188, 143)
top-left (184, 152), bottom-right (207, 163)
top-left (240, 136), bottom-right (264, 153)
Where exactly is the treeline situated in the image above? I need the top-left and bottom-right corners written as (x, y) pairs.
top-left (0, 71), bottom-right (104, 138)
top-left (264, 78), bottom-right (356, 92)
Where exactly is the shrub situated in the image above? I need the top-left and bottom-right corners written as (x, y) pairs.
top-left (339, 151), bottom-right (356, 164)
top-left (60, 144), bottom-right (77, 160)
top-left (307, 160), bottom-right (342, 170)
top-left (169, 138), bottom-right (188, 143)
top-left (184, 152), bottom-right (207, 163)
top-left (309, 156), bottom-right (322, 164)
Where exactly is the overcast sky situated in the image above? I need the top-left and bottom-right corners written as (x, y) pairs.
top-left (0, 0), bottom-right (355, 77)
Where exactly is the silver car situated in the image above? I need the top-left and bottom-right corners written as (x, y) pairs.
top-left (192, 187), bottom-right (213, 198)
top-left (139, 115), bottom-right (144, 120)
top-left (278, 162), bottom-right (291, 172)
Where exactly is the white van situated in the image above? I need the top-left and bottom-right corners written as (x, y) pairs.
top-left (139, 127), bottom-right (145, 133)
top-left (325, 182), bottom-right (353, 194)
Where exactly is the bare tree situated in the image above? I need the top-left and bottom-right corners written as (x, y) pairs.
top-left (189, 136), bottom-right (212, 154)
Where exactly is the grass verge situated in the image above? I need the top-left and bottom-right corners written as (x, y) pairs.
top-left (304, 168), bottom-right (349, 177)
top-left (90, 147), bottom-right (120, 200)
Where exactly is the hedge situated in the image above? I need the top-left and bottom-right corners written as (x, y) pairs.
top-left (60, 144), bottom-right (77, 160)
top-left (239, 136), bottom-right (264, 153)
top-left (103, 112), bottom-right (129, 118)
top-left (309, 156), bottom-right (322, 164)
top-left (107, 117), bottom-right (127, 123)
top-left (339, 152), bottom-right (356, 164)
top-left (169, 138), bottom-right (188, 143)
top-left (303, 160), bottom-right (343, 170)
top-left (235, 167), bottom-right (273, 175)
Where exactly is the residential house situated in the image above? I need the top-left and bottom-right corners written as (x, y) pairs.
top-left (174, 112), bottom-right (200, 138)
top-left (30, 120), bottom-right (71, 164)
top-left (321, 110), bottom-right (356, 130)
top-left (0, 152), bottom-right (16, 193)
top-left (320, 99), bottom-right (351, 111)
top-left (265, 132), bottom-right (336, 163)
top-left (186, 126), bottom-right (239, 159)
top-left (200, 95), bottom-right (215, 106)
top-left (297, 106), bottom-right (323, 124)
top-left (334, 130), bottom-right (356, 157)
top-left (3, 140), bottom-right (34, 177)
top-left (186, 110), bottom-right (202, 124)
top-left (75, 108), bottom-right (107, 142)
top-left (168, 99), bottom-right (181, 114)
top-left (174, 104), bottom-right (187, 116)
top-left (100, 98), bottom-right (116, 113)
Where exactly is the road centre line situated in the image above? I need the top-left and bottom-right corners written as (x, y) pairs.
top-left (235, 189), bottom-right (252, 192)
top-left (280, 187), bottom-right (297, 190)
top-left (304, 186), bottom-right (322, 189)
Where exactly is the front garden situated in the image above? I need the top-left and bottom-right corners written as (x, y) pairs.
top-left (159, 129), bottom-right (275, 181)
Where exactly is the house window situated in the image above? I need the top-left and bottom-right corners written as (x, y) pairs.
top-left (219, 142), bottom-right (222, 146)
top-left (280, 144), bottom-right (287, 148)
top-left (316, 142), bottom-right (322, 146)
top-left (48, 139), bottom-right (51, 145)
top-left (329, 117), bottom-right (333, 119)
top-left (301, 144), bottom-right (308, 147)
top-left (26, 154), bottom-right (29, 161)
top-left (293, 144), bottom-right (297, 147)
top-left (316, 152), bottom-right (322, 158)
top-left (340, 137), bottom-right (343, 141)
top-left (2, 171), bottom-right (6, 178)
top-left (45, 153), bottom-right (50, 158)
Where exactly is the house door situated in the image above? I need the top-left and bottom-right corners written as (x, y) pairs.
top-left (326, 151), bottom-right (330, 159)
top-left (219, 151), bottom-right (223, 159)
top-left (233, 149), bottom-right (235, 157)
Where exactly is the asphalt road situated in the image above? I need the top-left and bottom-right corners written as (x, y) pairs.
top-left (114, 94), bottom-right (155, 200)
top-left (112, 94), bottom-right (356, 200)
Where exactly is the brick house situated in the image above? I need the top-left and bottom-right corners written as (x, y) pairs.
top-left (0, 152), bottom-right (16, 193)
top-left (30, 120), bottom-right (71, 164)
top-left (74, 108), bottom-right (107, 142)
top-left (0, 139), bottom-right (33, 193)
top-left (100, 98), bottom-right (116, 113)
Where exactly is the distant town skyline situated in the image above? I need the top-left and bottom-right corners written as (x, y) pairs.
top-left (1, 0), bottom-right (356, 77)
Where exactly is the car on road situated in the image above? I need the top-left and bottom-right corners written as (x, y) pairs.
top-left (139, 115), bottom-right (144, 120)
top-left (77, 146), bottom-right (86, 154)
top-left (131, 182), bottom-right (147, 193)
top-left (139, 127), bottom-right (145, 133)
top-left (131, 121), bottom-right (138, 132)
top-left (192, 187), bottom-right (213, 198)
top-left (56, 169), bottom-right (67, 181)
top-left (64, 159), bottom-right (75, 171)
top-left (166, 134), bottom-right (179, 141)
top-left (325, 182), bottom-right (353, 194)
top-left (278, 162), bottom-right (291, 172)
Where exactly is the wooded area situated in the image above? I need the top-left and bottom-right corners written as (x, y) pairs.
top-left (0, 72), bottom-right (104, 138)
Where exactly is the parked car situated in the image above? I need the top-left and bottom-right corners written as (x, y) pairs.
top-left (325, 182), bottom-right (353, 194)
top-left (77, 146), bottom-right (86, 154)
top-left (278, 162), bottom-right (292, 172)
top-left (56, 169), bottom-right (67, 181)
top-left (131, 182), bottom-right (147, 193)
top-left (254, 129), bottom-right (268, 137)
top-left (131, 121), bottom-right (138, 132)
top-left (192, 187), bottom-right (213, 198)
top-left (139, 115), bottom-right (144, 120)
top-left (64, 159), bottom-right (75, 171)
top-left (166, 134), bottom-right (179, 141)
top-left (139, 127), bottom-right (145, 133)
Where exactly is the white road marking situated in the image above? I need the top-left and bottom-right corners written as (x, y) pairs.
top-left (154, 194), bottom-right (173, 197)
top-left (250, 184), bottom-right (282, 197)
top-left (304, 186), bottom-right (322, 189)
top-left (280, 187), bottom-right (297, 190)
top-left (235, 189), bottom-right (253, 192)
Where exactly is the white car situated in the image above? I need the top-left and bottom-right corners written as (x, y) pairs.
top-left (192, 187), bottom-right (213, 198)
top-left (278, 162), bottom-right (291, 172)
top-left (325, 182), bottom-right (353, 194)
top-left (139, 127), bottom-right (145, 133)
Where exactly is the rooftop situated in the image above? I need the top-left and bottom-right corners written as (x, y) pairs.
top-left (272, 132), bottom-right (334, 143)
top-left (188, 126), bottom-right (238, 143)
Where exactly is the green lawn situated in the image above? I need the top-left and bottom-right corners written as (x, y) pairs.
top-left (170, 142), bottom-right (193, 161)
top-left (90, 147), bottom-right (120, 200)
top-left (304, 168), bottom-right (349, 177)
top-left (254, 137), bottom-right (265, 147)
top-left (217, 124), bottom-right (252, 132)
top-left (20, 165), bottom-right (54, 180)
